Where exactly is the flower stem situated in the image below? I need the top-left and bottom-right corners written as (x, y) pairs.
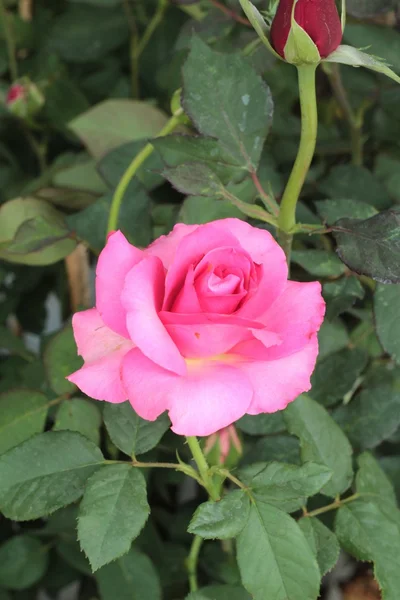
top-left (186, 436), bottom-right (221, 502)
top-left (136, 0), bottom-right (168, 58)
top-left (0, 0), bottom-right (18, 81)
top-left (278, 64), bottom-right (318, 261)
top-left (186, 535), bottom-right (203, 592)
top-left (106, 109), bottom-right (184, 235)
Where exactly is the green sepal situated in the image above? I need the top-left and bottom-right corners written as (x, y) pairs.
top-left (283, 0), bottom-right (321, 65)
top-left (324, 45), bottom-right (400, 85)
top-left (341, 0), bottom-right (346, 33)
top-left (238, 0), bottom-right (283, 61)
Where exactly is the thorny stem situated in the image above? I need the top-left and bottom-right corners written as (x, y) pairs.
top-left (303, 493), bottom-right (360, 518)
top-left (186, 436), bottom-right (221, 502)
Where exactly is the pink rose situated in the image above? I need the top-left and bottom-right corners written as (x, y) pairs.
top-left (67, 219), bottom-right (325, 436)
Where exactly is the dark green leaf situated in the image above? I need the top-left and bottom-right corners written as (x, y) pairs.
top-left (5, 216), bottom-right (73, 255)
top-left (298, 518), bottom-right (340, 576)
top-left (333, 208), bottom-right (400, 284)
top-left (284, 396), bottom-right (353, 497)
top-left (334, 385), bottom-right (400, 450)
top-left (0, 389), bottom-right (48, 455)
top-left (0, 327), bottom-right (33, 360)
top-left (239, 462), bottom-right (332, 512)
top-left (56, 539), bottom-right (92, 576)
top-left (236, 412), bottom-right (285, 436)
top-left (318, 165), bottom-right (391, 210)
top-left (318, 320), bottom-right (349, 360)
top-left (310, 348), bottom-right (368, 407)
top-left (103, 402), bottom-right (170, 457)
top-left (43, 324), bottom-right (82, 395)
top-left (187, 586), bottom-right (251, 600)
top-left (335, 500), bottom-right (400, 600)
top-left (95, 548), bottom-right (161, 600)
top-left (292, 250), bottom-right (346, 278)
top-left (356, 452), bottom-right (398, 511)
top-left (188, 490), bottom-right (250, 539)
top-left (163, 163), bottom-right (224, 197)
top-left (374, 283), bottom-right (400, 363)
top-left (242, 435), bottom-right (300, 466)
top-left (54, 398), bottom-right (102, 445)
top-left (323, 277), bottom-right (365, 320)
top-left (316, 198), bottom-right (378, 224)
top-left (0, 536), bottom-right (49, 590)
top-left (182, 37), bottom-right (273, 169)
top-left (78, 464), bottom-right (150, 571)
top-left (0, 431), bottom-right (104, 520)
top-left (237, 501), bottom-right (320, 600)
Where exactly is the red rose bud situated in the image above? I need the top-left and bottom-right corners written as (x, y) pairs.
top-left (203, 425), bottom-right (243, 469)
top-left (5, 77), bottom-right (44, 120)
top-left (271, 0), bottom-right (343, 61)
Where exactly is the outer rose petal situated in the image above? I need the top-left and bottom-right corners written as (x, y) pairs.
top-left (67, 348), bottom-right (129, 403)
top-left (122, 348), bottom-right (253, 436)
top-left (146, 223), bottom-right (199, 268)
top-left (260, 281), bottom-right (325, 359)
top-left (71, 308), bottom-right (132, 362)
top-left (164, 322), bottom-right (252, 359)
top-left (121, 256), bottom-right (187, 376)
top-left (96, 231), bottom-right (143, 338)
top-left (239, 334), bottom-right (319, 415)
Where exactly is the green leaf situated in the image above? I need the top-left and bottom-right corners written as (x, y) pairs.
top-left (163, 163), bottom-right (224, 197)
top-left (54, 398), bottom-right (102, 445)
top-left (239, 462), bottom-right (332, 512)
top-left (316, 198), bottom-right (378, 224)
top-left (182, 37), bottom-right (273, 169)
top-left (238, 0), bottom-right (281, 61)
top-left (318, 165), bottom-right (391, 210)
top-left (187, 586), bottom-right (251, 600)
top-left (347, 0), bottom-right (395, 18)
top-left (179, 195), bottom-right (245, 225)
top-left (0, 326), bottom-right (33, 360)
top-left (325, 44), bottom-right (400, 85)
top-left (334, 385), bottom-right (400, 450)
top-left (56, 539), bottom-right (92, 576)
top-left (335, 500), bottom-right (400, 600)
top-left (242, 435), bottom-right (300, 466)
top-left (0, 389), bottom-right (49, 455)
top-left (323, 277), bottom-right (365, 320)
top-left (103, 402), bottom-right (170, 458)
top-left (0, 198), bottom-right (76, 266)
top-left (43, 324), bottom-right (82, 395)
top-left (69, 99), bottom-right (168, 159)
top-left (78, 464), bottom-right (150, 571)
top-left (310, 348), bottom-right (368, 407)
top-left (188, 490), bottom-right (250, 539)
top-left (284, 396), bottom-right (353, 497)
top-left (292, 250), bottom-right (346, 277)
top-left (0, 536), bottom-right (49, 590)
top-left (95, 548), bottom-right (161, 600)
top-left (237, 501), bottom-right (320, 600)
top-left (0, 431), bottom-right (104, 520)
top-left (374, 283), bottom-right (400, 363)
top-left (356, 452), bottom-right (398, 511)
top-left (153, 134), bottom-right (245, 183)
top-left (237, 412), bottom-right (285, 436)
top-left (333, 208), bottom-right (400, 284)
top-left (298, 518), bottom-right (340, 577)
top-left (318, 320), bottom-right (349, 360)
top-left (344, 23), bottom-right (400, 74)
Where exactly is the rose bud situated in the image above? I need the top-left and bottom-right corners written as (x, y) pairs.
top-left (271, 0), bottom-right (343, 64)
top-left (204, 425), bottom-right (243, 469)
top-left (5, 77), bottom-right (45, 120)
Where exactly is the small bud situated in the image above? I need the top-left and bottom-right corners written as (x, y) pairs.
top-left (5, 77), bottom-right (45, 120)
top-left (271, 0), bottom-right (343, 64)
top-left (203, 425), bottom-right (243, 469)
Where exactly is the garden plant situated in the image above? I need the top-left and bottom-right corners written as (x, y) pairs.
top-left (1, 0), bottom-right (400, 599)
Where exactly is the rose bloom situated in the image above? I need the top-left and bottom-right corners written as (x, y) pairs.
top-left (68, 219), bottom-right (325, 436)
top-left (271, 0), bottom-right (343, 60)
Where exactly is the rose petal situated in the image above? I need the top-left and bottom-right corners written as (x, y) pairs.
top-left (122, 348), bottom-right (253, 436)
top-left (146, 222), bottom-right (199, 268)
top-left (96, 231), bottom-right (143, 337)
top-left (67, 348), bottom-right (129, 403)
top-left (121, 256), bottom-right (187, 375)
top-left (164, 322), bottom-right (252, 358)
top-left (71, 308), bottom-right (132, 363)
top-left (240, 334), bottom-right (319, 415)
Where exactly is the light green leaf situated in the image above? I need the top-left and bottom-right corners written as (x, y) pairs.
top-left (0, 431), bottom-right (104, 520)
top-left (182, 37), bottom-right (273, 169)
top-left (69, 99), bottom-right (168, 159)
top-left (238, 0), bottom-right (281, 60)
top-left (188, 490), bottom-right (250, 539)
top-left (356, 452), bottom-right (398, 511)
top-left (54, 398), bottom-right (102, 445)
top-left (103, 402), bottom-right (170, 458)
top-left (95, 548), bottom-right (161, 600)
top-left (239, 462), bottom-right (332, 512)
top-left (78, 464), bottom-right (149, 571)
top-left (284, 395), bottom-right (353, 497)
top-left (299, 518), bottom-right (340, 577)
top-left (374, 284), bottom-right (400, 362)
top-left (0, 536), bottom-right (49, 590)
top-left (325, 44), bottom-right (400, 85)
top-left (237, 501), bottom-right (320, 600)
top-left (44, 324), bottom-right (82, 395)
top-left (335, 500), bottom-right (400, 600)
top-left (0, 389), bottom-right (49, 455)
